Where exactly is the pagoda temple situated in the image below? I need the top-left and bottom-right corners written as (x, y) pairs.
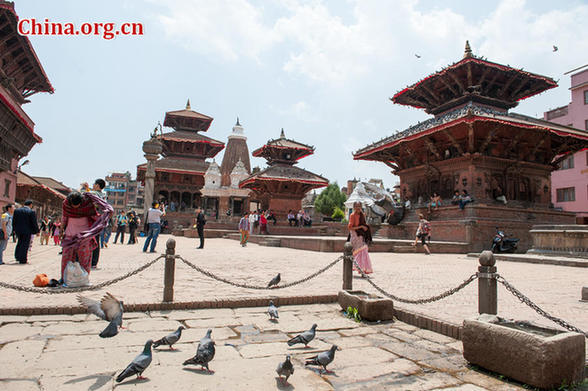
top-left (0, 1), bottom-right (53, 209)
top-left (240, 129), bottom-right (328, 217)
top-left (354, 42), bottom-right (588, 252)
top-left (137, 100), bottom-right (225, 212)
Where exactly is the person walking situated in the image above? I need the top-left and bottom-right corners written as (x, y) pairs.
top-left (239, 212), bottom-right (250, 247)
top-left (0, 203), bottom-right (14, 265)
top-left (413, 213), bottom-right (431, 255)
top-left (113, 211), bottom-right (127, 244)
top-left (12, 200), bottom-right (39, 264)
top-left (348, 201), bottom-right (373, 275)
top-left (143, 202), bottom-right (165, 253)
top-left (195, 206), bottom-right (206, 249)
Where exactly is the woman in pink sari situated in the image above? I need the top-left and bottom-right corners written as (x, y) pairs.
top-left (348, 201), bottom-right (373, 275)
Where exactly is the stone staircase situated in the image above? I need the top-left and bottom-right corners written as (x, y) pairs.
top-left (258, 238), bottom-right (282, 247)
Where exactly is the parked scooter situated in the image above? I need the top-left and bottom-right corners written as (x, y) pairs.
top-left (491, 228), bottom-right (519, 253)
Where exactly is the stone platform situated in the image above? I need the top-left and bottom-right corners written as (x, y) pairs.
top-left (0, 304), bottom-right (535, 390)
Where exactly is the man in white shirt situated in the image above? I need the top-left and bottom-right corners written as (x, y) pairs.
top-left (143, 202), bottom-right (165, 253)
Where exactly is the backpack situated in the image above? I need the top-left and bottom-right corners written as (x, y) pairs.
top-left (422, 220), bottom-right (431, 235)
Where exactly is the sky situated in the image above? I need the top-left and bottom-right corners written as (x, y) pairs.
top-left (15, 0), bottom-right (588, 191)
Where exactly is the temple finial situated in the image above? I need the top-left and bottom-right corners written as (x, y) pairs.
top-left (186, 99), bottom-right (191, 110)
top-left (464, 40), bottom-right (472, 58)
top-left (236, 117), bottom-right (241, 126)
top-left (280, 128), bottom-right (285, 138)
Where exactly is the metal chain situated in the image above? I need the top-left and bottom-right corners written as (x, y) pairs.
top-left (0, 255), bottom-right (165, 294)
top-left (176, 255), bottom-right (343, 290)
top-left (353, 259), bottom-right (478, 304)
top-left (496, 274), bottom-right (587, 338)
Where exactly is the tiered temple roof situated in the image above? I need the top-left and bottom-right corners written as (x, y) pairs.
top-left (252, 129), bottom-right (315, 164)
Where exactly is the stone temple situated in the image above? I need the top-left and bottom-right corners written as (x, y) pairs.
top-left (354, 42), bottom-right (588, 252)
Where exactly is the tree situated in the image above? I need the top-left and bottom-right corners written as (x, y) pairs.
top-left (314, 183), bottom-right (346, 216)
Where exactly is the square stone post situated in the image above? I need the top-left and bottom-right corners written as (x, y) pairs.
top-left (343, 242), bottom-right (353, 291)
top-left (478, 250), bottom-right (497, 315)
top-left (163, 238), bottom-right (176, 302)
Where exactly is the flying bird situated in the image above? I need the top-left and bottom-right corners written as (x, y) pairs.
top-left (267, 300), bottom-right (279, 321)
top-left (415, 54), bottom-right (421, 58)
top-left (183, 329), bottom-right (216, 373)
top-left (305, 345), bottom-right (339, 374)
top-left (153, 326), bottom-right (185, 350)
top-left (267, 273), bottom-right (281, 288)
top-left (116, 339), bottom-right (153, 383)
top-left (552, 45), bottom-right (558, 52)
top-left (276, 355), bottom-right (294, 384)
top-left (287, 324), bottom-right (317, 348)
top-left (77, 292), bottom-right (124, 338)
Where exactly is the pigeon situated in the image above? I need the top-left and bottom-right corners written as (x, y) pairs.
top-left (77, 292), bottom-right (124, 338)
top-left (153, 326), bottom-right (185, 350)
top-left (267, 273), bottom-right (281, 288)
top-left (287, 323), bottom-right (317, 347)
top-left (276, 355), bottom-right (294, 384)
top-left (183, 329), bottom-right (216, 372)
top-left (116, 339), bottom-right (153, 383)
top-left (305, 345), bottom-right (338, 374)
top-left (267, 300), bottom-right (279, 320)
top-left (552, 45), bottom-right (558, 52)
top-left (415, 54), bottom-right (421, 58)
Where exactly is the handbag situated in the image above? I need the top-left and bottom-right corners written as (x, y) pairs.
top-left (33, 273), bottom-right (49, 287)
top-left (63, 261), bottom-right (89, 287)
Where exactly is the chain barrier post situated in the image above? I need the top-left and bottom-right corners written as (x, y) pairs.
top-left (478, 250), bottom-right (497, 315)
top-left (343, 242), bottom-right (353, 291)
top-left (163, 238), bottom-right (176, 302)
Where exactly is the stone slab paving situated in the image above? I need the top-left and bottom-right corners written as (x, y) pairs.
top-left (0, 236), bottom-right (586, 337)
top-left (0, 304), bottom-right (532, 390)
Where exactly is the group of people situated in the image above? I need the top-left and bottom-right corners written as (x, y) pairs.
top-left (110, 210), bottom-right (141, 245)
top-left (287, 209), bottom-right (312, 227)
top-left (237, 209), bottom-right (275, 246)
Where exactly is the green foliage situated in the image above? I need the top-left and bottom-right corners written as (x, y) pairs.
top-left (331, 206), bottom-right (345, 220)
top-left (344, 306), bottom-right (361, 323)
top-left (314, 183), bottom-right (347, 216)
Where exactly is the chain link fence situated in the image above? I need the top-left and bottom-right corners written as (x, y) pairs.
top-left (0, 255), bottom-right (164, 294)
top-left (175, 255), bottom-right (343, 290)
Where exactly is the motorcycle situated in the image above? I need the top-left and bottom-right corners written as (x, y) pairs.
top-left (491, 228), bottom-right (519, 253)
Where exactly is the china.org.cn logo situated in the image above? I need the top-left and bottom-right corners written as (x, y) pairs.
top-left (18, 18), bottom-right (144, 40)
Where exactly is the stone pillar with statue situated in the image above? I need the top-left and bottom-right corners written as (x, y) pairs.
top-left (142, 129), bottom-right (163, 230)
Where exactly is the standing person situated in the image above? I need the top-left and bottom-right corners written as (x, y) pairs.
top-left (413, 213), bottom-right (432, 255)
top-left (113, 211), bottom-right (127, 244)
top-left (100, 217), bottom-right (112, 248)
top-left (52, 221), bottom-right (61, 246)
top-left (60, 191), bottom-right (102, 281)
top-left (127, 211), bottom-right (138, 244)
top-left (12, 200), bottom-right (39, 264)
top-left (238, 212), bottom-right (250, 247)
top-left (0, 203), bottom-right (14, 265)
top-left (348, 201), bottom-right (373, 275)
top-left (259, 211), bottom-right (268, 235)
top-left (39, 216), bottom-right (51, 245)
top-left (143, 202), bottom-right (165, 253)
top-left (248, 210), bottom-right (257, 236)
top-left (195, 206), bottom-right (206, 249)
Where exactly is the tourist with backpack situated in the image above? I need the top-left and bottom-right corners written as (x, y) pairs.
top-left (413, 213), bottom-right (431, 255)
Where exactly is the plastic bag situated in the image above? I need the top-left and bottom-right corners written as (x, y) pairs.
top-left (63, 261), bottom-right (89, 287)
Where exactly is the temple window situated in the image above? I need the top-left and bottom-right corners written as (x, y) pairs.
top-left (584, 90), bottom-right (588, 104)
top-left (556, 187), bottom-right (575, 202)
top-left (3, 179), bottom-right (10, 197)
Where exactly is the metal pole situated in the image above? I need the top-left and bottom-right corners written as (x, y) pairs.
top-left (478, 250), bottom-right (497, 315)
top-left (343, 242), bottom-right (353, 291)
top-left (163, 238), bottom-right (176, 302)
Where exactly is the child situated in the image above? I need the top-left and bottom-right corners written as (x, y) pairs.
top-left (52, 222), bottom-right (61, 245)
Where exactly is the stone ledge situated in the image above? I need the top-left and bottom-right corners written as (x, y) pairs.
top-left (466, 252), bottom-right (588, 268)
top-left (394, 306), bottom-right (462, 341)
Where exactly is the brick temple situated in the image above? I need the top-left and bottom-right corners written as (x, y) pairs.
top-left (240, 129), bottom-right (328, 217)
top-left (354, 42), bottom-right (588, 252)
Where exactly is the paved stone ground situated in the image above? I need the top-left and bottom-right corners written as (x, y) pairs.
top-left (0, 236), bottom-right (585, 336)
top-left (0, 304), bottom-right (536, 390)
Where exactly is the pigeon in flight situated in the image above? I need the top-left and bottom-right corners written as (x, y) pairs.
top-left (276, 355), bottom-right (294, 384)
top-left (415, 54), bottom-right (421, 58)
top-left (267, 300), bottom-right (279, 321)
top-left (183, 329), bottom-right (216, 373)
top-left (116, 339), bottom-right (153, 383)
top-left (77, 292), bottom-right (124, 338)
top-left (552, 45), bottom-right (558, 52)
top-left (305, 345), bottom-right (339, 374)
top-left (153, 326), bottom-right (185, 350)
top-left (267, 273), bottom-right (281, 288)
top-left (287, 324), bottom-right (317, 348)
